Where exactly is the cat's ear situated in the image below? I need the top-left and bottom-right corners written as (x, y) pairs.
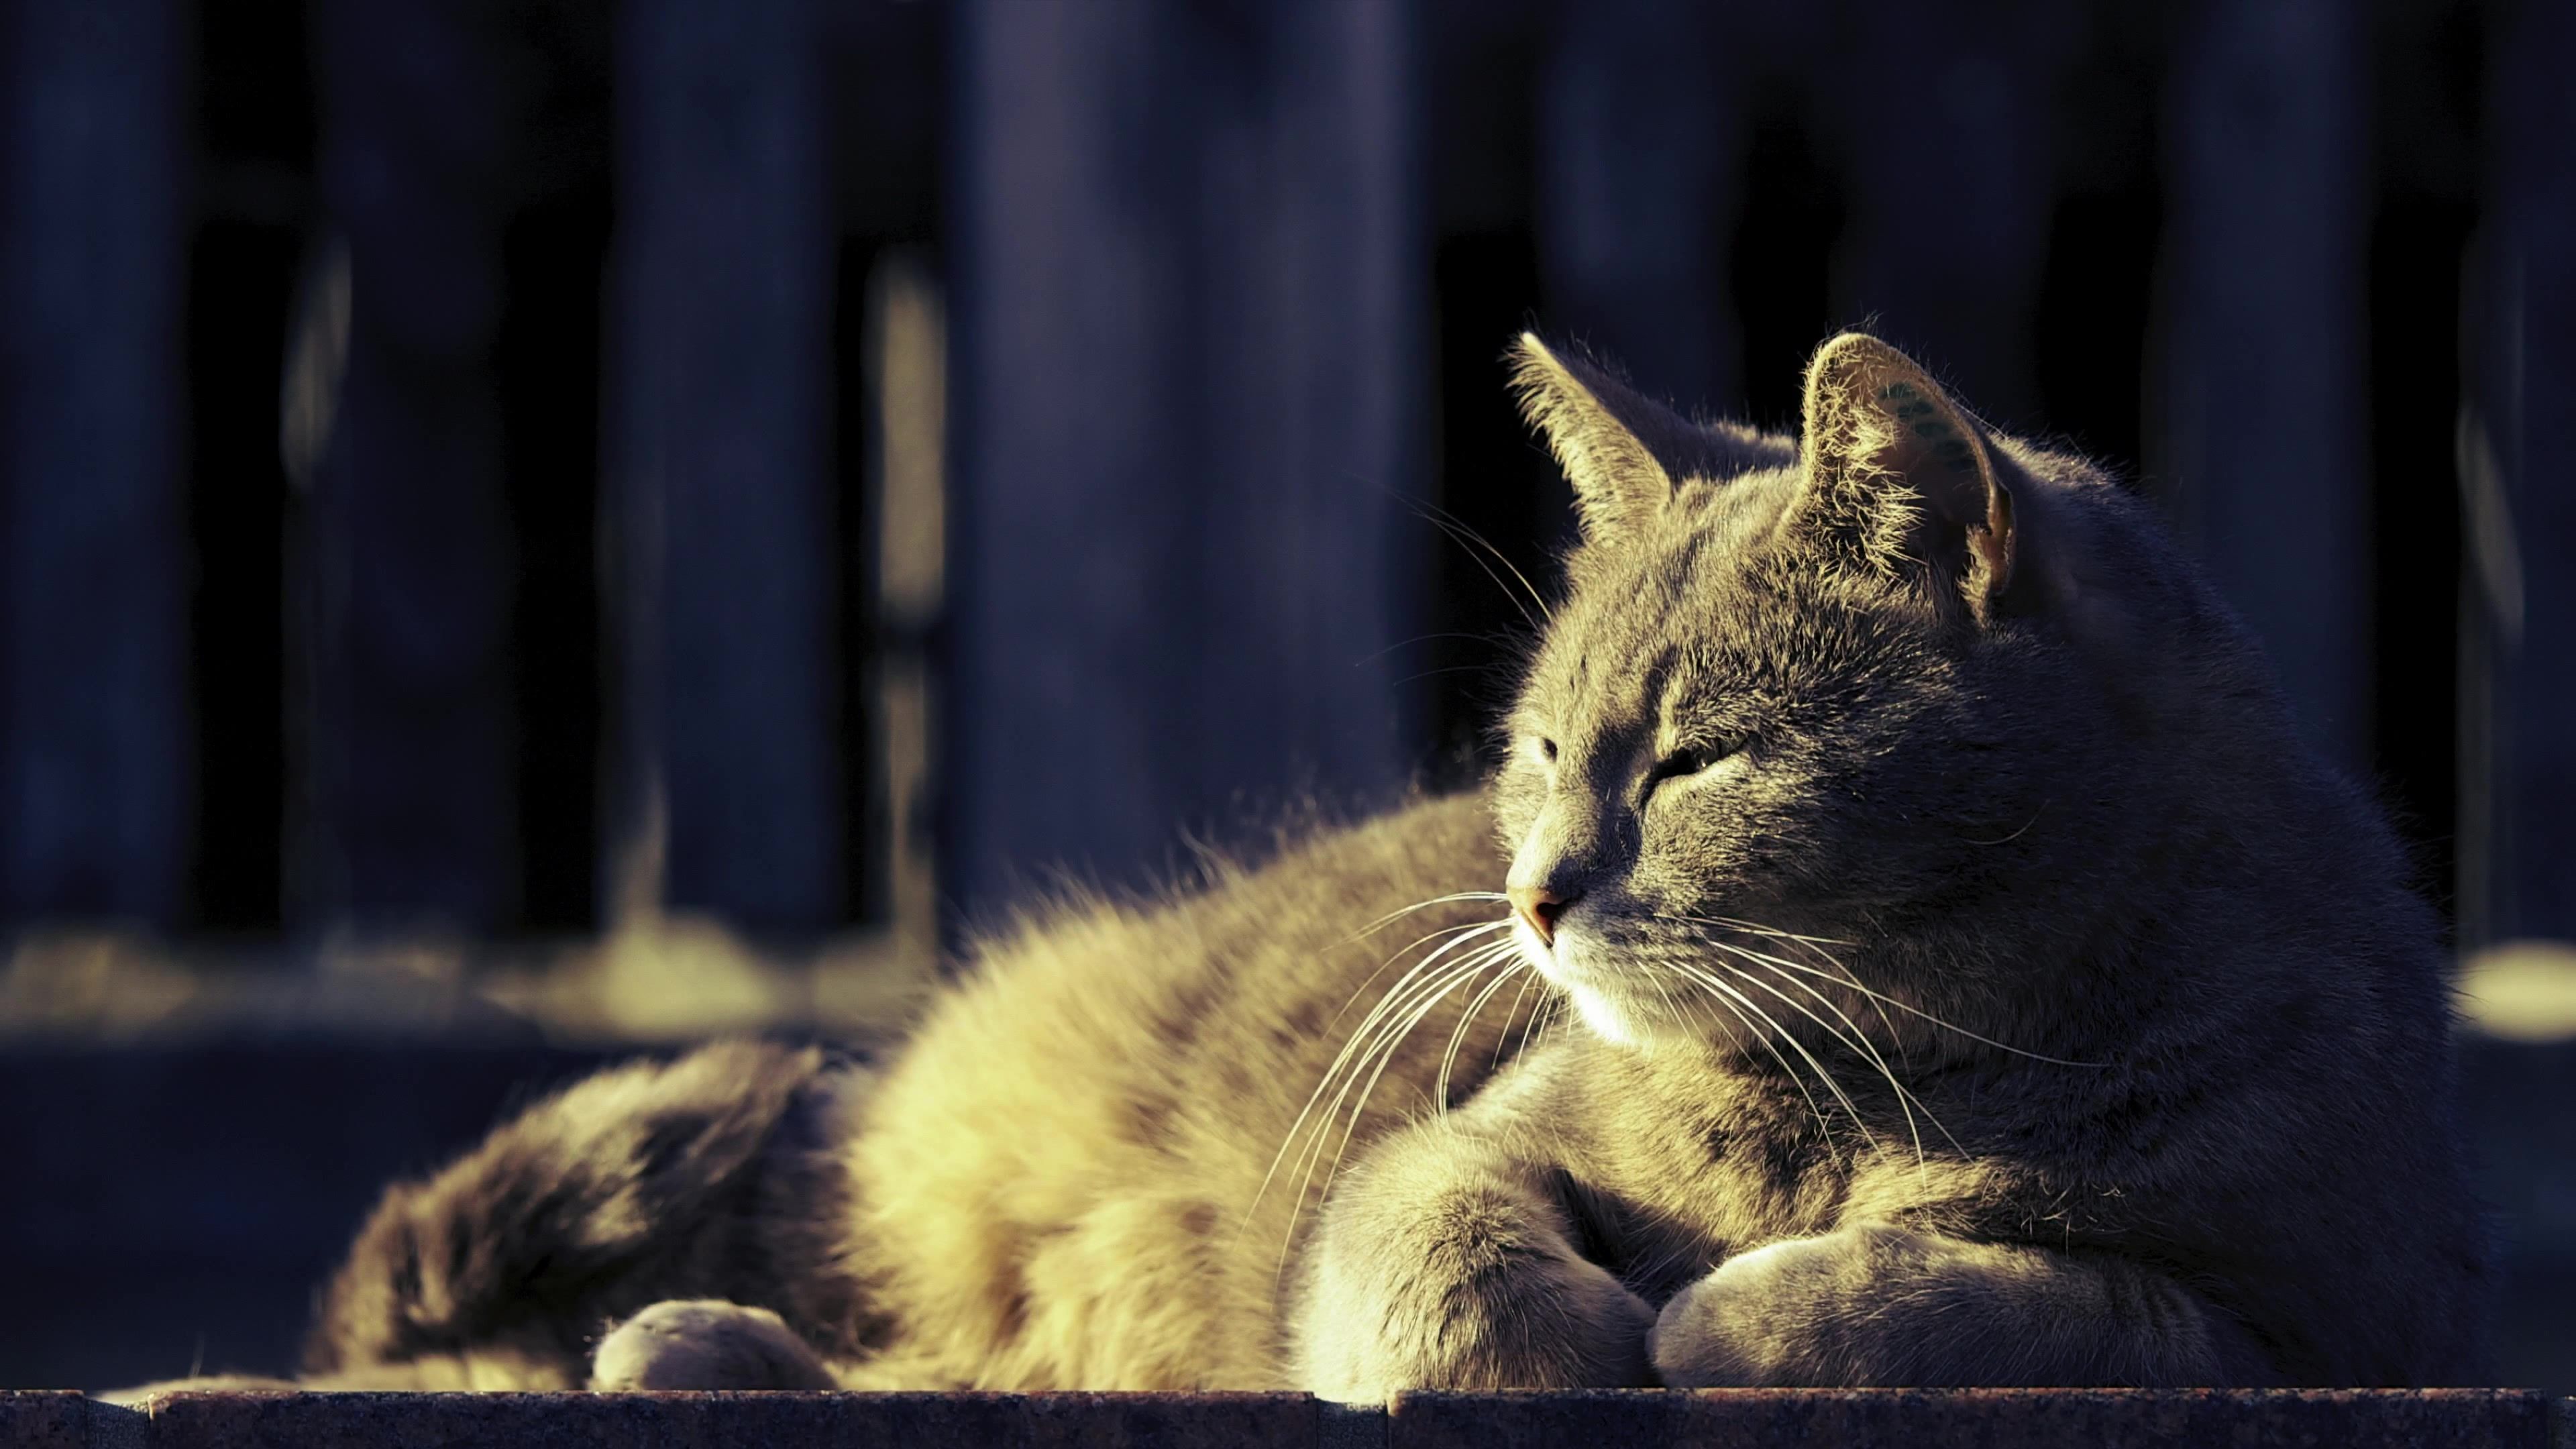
top-left (1511, 333), bottom-right (1779, 542)
top-left (1795, 332), bottom-right (2018, 624)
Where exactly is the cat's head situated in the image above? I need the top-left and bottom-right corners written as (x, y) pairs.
top-left (1491, 332), bottom-right (2223, 1051)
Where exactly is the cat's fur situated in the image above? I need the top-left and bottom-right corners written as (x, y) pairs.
top-left (267, 332), bottom-right (2487, 1399)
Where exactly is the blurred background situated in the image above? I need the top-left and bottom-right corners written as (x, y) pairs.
top-left (2, 0), bottom-right (2571, 1395)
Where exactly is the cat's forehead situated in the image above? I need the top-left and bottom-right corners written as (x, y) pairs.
top-left (1667, 463), bottom-right (1803, 550)
top-left (1587, 468), bottom-right (1802, 615)
top-left (1528, 467), bottom-right (1808, 716)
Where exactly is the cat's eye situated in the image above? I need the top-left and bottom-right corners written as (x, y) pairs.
top-left (1538, 737), bottom-right (1558, 763)
top-left (1648, 738), bottom-right (1744, 790)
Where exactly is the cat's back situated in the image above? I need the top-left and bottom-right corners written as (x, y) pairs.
top-left (841, 790), bottom-right (1523, 1388)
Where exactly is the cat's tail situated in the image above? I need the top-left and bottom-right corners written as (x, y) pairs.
top-left (301, 1037), bottom-right (880, 1387)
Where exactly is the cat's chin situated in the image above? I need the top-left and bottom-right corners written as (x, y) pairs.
top-left (1517, 921), bottom-right (1664, 1050)
top-left (1564, 981), bottom-right (1644, 1047)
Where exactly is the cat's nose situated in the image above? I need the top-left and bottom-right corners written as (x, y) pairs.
top-left (1509, 884), bottom-right (1576, 946)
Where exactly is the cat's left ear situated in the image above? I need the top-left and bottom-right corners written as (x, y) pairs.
top-left (1511, 333), bottom-right (1781, 543)
top-left (1795, 333), bottom-right (2018, 624)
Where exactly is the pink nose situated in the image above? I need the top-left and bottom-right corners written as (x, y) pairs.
top-left (1509, 884), bottom-right (1574, 946)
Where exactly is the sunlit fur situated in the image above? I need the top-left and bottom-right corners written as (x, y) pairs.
top-left (275, 333), bottom-right (2488, 1402)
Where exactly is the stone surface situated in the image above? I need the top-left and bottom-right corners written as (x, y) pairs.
top-left (0, 1391), bottom-right (85, 1449)
top-left (129, 1391), bottom-right (1319, 1448)
top-left (1020, 1392), bottom-right (1315, 1448)
top-left (1318, 1401), bottom-right (1389, 1449)
top-left (1387, 1389), bottom-right (2566, 1449)
top-left (70, 1390), bottom-right (2576, 1448)
top-left (142, 1391), bottom-right (833, 1448)
top-left (1391, 1389), bottom-right (1684, 1448)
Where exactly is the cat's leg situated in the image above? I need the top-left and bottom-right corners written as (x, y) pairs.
top-left (303, 1039), bottom-right (871, 1388)
top-left (1650, 1224), bottom-right (2273, 1387)
top-left (1290, 1119), bottom-right (1656, 1401)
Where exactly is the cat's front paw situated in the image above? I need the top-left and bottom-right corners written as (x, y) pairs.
top-left (1656, 1227), bottom-right (1998, 1387)
top-left (1650, 1234), bottom-right (1862, 1387)
top-left (1295, 1208), bottom-right (1656, 1401)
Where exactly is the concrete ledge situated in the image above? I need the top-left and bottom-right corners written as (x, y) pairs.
top-left (0, 1393), bottom-right (83, 1449)
top-left (5, 1389), bottom-right (2568, 1448)
top-left (1391, 1389), bottom-right (2572, 1448)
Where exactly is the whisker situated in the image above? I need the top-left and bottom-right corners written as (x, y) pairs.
top-left (1393, 663), bottom-right (1527, 689)
top-left (1661, 912), bottom-right (1901, 1046)
top-left (1718, 932), bottom-right (1905, 1061)
top-left (1705, 942), bottom-right (1921, 1096)
top-left (1322, 917), bottom-right (1515, 1031)
top-left (1640, 962), bottom-right (1687, 1044)
top-left (1660, 965), bottom-right (1840, 1145)
top-left (1341, 892), bottom-right (1511, 949)
top-left (1517, 990), bottom-right (1562, 1059)
top-left (1301, 944), bottom-right (1522, 1230)
top-left (1260, 951), bottom-right (1512, 1287)
top-left (1322, 923), bottom-right (1515, 1057)
top-left (1436, 961), bottom-right (1527, 1114)
top-left (1679, 977), bottom-right (1733, 1052)
top-left (1250, 920), bottom-right (1515, 1231)
top-left (1402, 494), bottom-right (1556, 629)
top-left (1322, 941), bottom-right (1521, 1156)
top-left (1962, 798), bottom-right (2050, 846)
top-left (1411, 508), bottom-right (1544, 633)
top-left (1664, 913), bottom-right (2105, 1067)
top-left (1254, 933), bottom-right (1524, 1275)
top-left (1682, 914), bottom-right (1858, 949)
top-left (1666, 960), bottom-right (1882, 1157)
top-left (1350, 630), bottom-right (1521, 668)
top-left (1702, 945), bottom-right (1960, 1167)
top-left (1490, 966), bottom-right (1542, 1071)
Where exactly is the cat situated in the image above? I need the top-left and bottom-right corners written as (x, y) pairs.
top-left (250, 331), bottom-right (2489, 1400)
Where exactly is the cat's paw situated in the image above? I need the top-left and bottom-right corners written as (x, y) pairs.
top-left (1654, 1228), bottom-right (1957, 1387)
top-left (590, 1299), bottom-right (838, 1390)
top-left (1295, 1224), bottom-right (1656, 1401)
top-left (1650, 1233), bottom-right (1866, 1387)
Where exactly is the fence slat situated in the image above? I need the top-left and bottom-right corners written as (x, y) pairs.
top-left (950, 0), bottom-right (1422, 913)
top-left (304, 0), bottom-right (519, 930)
top-left (1838, 0), bottom-right (2068, 426)
top-left (1534, 1), bottom-right (1739, 415)
top-left (2460, 0), bottom-right (2576, 945)
top-left (1, 1), bottom-right (188, 924)
top-left (2159, 0), bottom-right (2371, 772)
top-left (611, 0), bottom-right (840, 932)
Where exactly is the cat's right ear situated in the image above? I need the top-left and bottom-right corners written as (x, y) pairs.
top-left (1794, 333), bottom-right (2019, 625)
top-left (1511, 334), bottom-right (1776, 543)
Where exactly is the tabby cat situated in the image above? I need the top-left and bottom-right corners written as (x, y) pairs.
top-left (268, 332), bottom-right (2489, 1399)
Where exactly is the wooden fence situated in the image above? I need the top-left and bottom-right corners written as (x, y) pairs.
top-left (0, 0), bottom-right (2567, 956)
